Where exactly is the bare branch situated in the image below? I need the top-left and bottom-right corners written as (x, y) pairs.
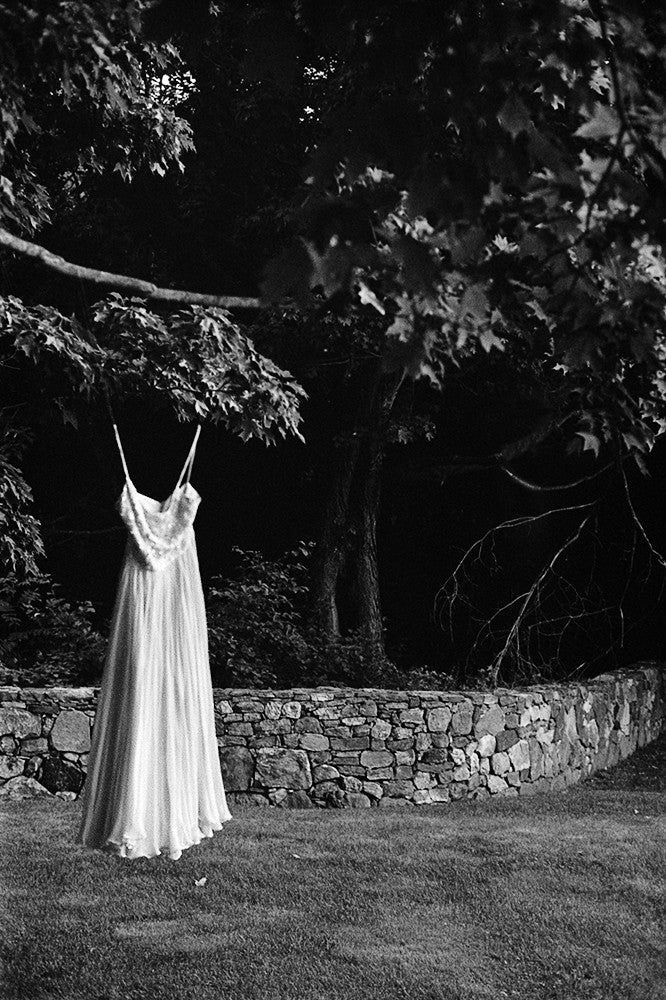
top-left (487, 511), bottom-right (594, 686)
top-left (437, 462), bottom-right (666, 688)
top-left (499, 460), bottom-right (614, 492)
top-left (434, 501), bottom-right (595, 636)
top-left (0, 228), bottom-right (262, 311)
top-left (621, 467), bottom-right (666, 570)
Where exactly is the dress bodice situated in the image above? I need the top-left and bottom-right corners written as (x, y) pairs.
top-left (118, 480), bottom-right (201, 571)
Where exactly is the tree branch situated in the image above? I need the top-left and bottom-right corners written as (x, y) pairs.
top-left (621, 467), bottom-right (666, 570)
top-left (487, 509), bottom-right (595, 686)
top-left (499, 460), bottom-right (614, 492)
top-left (591, 0), bottom-right (666, 179)
top-left (398, 412), bottom-right (577, 482)
top-left (0, 228), bottom-right (262, 311)
top-left (434, 501), bottom-right (596, 639)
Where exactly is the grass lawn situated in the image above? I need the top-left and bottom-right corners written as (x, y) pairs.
top-left (1, 737), bottom-right (665, 1000)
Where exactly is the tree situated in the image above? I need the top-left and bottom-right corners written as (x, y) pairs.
top-left (3, 0), bottom-right (666, 682)
top-left (0, 1), bottom-right (305, 574)
top-left (254, 0), bottom-right (666, 660)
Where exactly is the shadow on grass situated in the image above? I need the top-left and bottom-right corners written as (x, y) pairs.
top-left (0, 734), bottom-right (664, 1000)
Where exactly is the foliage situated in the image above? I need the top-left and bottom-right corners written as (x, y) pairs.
top-left (206, 543), bottom-right (404, 688)
top-left (2, 0), bottom-right (666, 685)
top-left (0, 573), bottom-right (105, 686)
top-left (206, 544), bottom-right (313, 688)
top-left (245, 0), bottom-right (666, 468)
top-left (0, 2), bottom-right (309, 574)
top-left (0, 0), bottom-right (194, 236)
top-left (0, 425), bottom-right (44, 576)
top-left (0, 293), bottom-right (306, 441)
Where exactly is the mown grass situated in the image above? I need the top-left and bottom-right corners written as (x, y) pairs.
top-left (1, 763), bottom-right (665, 1000)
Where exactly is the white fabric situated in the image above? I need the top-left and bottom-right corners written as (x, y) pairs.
top-left (78, 436), bottom-right (232, 861)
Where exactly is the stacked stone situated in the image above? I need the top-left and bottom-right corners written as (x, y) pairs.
top-left (0, 664), bottom-right (662, 806)
top-left (0, 687), bottom-right (94, 799)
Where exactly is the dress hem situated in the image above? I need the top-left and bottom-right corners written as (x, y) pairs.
top-left (81, 812), bottom-right (234, 862)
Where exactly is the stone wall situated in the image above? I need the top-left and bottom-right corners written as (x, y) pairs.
top-left (0, 663), bottom-right (663, 806)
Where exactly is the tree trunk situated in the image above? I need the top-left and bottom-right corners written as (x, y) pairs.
top-left (355, 431), bottom-right (383, 645)
top-left (309, 361), bottom-right (383, 636)
top-left (352, 371), bottom-right (405, 650)
top-left (309, 436), bottom-right (358, 636)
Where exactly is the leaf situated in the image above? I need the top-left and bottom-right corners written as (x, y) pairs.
top-left (390, 232), bottom-right (439, 294)
top-left (575, 103), bottom-right (621, 141)
top-left (526, 299), bottom-right (549, 324)
top-left (357, 281), bottom-right (385, 314)
top-left (386, 312), bottom-right (412, 342)
top-left (497, 96), bottom-right (532, 139)
top-left (478, 328), bottom-right (504, 353)
top-left (575, 430), bottom-right (601, 456)
top-left (491, 235), bottom-right (518, 254)
top-left (621, 431), bottom-right (647, 452)
top-left (460, 285), bottom-right (489, 320)
top-left (449, 226), bottom-right (485, 266)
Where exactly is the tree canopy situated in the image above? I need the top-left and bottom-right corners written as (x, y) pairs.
top-left (2, 0), bottom-right (666, 684)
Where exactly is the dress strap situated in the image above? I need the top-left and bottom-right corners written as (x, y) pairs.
top-left (162, 424), bottom-right (201, 512)
top-left (175, 424), bottom-right (201, 489)
top-left (112, 423), bottom-right (131, 482)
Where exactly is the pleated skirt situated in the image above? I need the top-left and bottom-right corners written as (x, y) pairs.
top-left (77, 535), bottom-right (233, 860)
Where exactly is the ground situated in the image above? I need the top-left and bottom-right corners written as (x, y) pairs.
top-left (0, 733), bottom-right (664, 1000)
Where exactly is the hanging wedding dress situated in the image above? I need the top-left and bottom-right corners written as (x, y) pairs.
top-left (78, 424), bottom-right (233, 860)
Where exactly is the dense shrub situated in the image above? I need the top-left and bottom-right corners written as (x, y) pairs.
top-left (0, 548), bottom-right (458, 690)
top-left (0, 573), bottom-right (105, 686)
top-left (206, 544), bottom-right (313, 688)
top-left (206, 544), bottom-right (416, 688)
top-left (0, 426), bottom-right (45, 577)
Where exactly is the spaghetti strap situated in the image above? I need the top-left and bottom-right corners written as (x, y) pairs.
top-left (178, 424), bottom-right (201, 488)
top-left (163, 425), bottom-right (201, 510)
top-left (112, 423), bottom-right (131, 482)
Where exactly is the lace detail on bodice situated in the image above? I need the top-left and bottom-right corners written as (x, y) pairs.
top-left (117, 480), bottom-right (201, 571)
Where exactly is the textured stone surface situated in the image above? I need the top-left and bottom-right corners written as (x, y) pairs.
top-left (298, 733), bottom-right (330, 751)
top-left (50, 711), bottom-right (90, 752)
top-left (218, 746), bottom-right (254, 791)
top-left (282, 789), bottom-right (314, 809)
top-left (427, 707), bottom-right (452, 732)
top-left (450, 704), bottom-right (474, 735)
top-left (491, 752), bottom-right (511, 776)
top-left (360, 749), bottom-right (393, 769)
top-left (508, 740), bottom-right (531, 772)
top-left (0, 775), bottom-right (52, 798)
top-left (487, 774), bottom-right (509, 794)
top-left (0, 707), bottom-right (41, 739)
top-left (0, 755), bottom-right (25, 779)
top-left (0, 664), bottom-right (662, 808)
top-left (495, 729), bottom-right (519, 752)
top-left (313, 764), bottom-right (340, 783)
top-left (255, 748), bottom-right (312, 789)
top-left (474, 705), bottom-right (506, 738)
top-left (476, 734), bottom-right (496, 758)
top-left (20, 737), bottom-right (48, 754)
top-left (345, 792), bottom-right (371, 808)
top-left (40, 755), bottom-right (84, 793)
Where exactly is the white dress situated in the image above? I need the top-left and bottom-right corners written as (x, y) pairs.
top-left (78, 425), bottom-right (233, 860)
